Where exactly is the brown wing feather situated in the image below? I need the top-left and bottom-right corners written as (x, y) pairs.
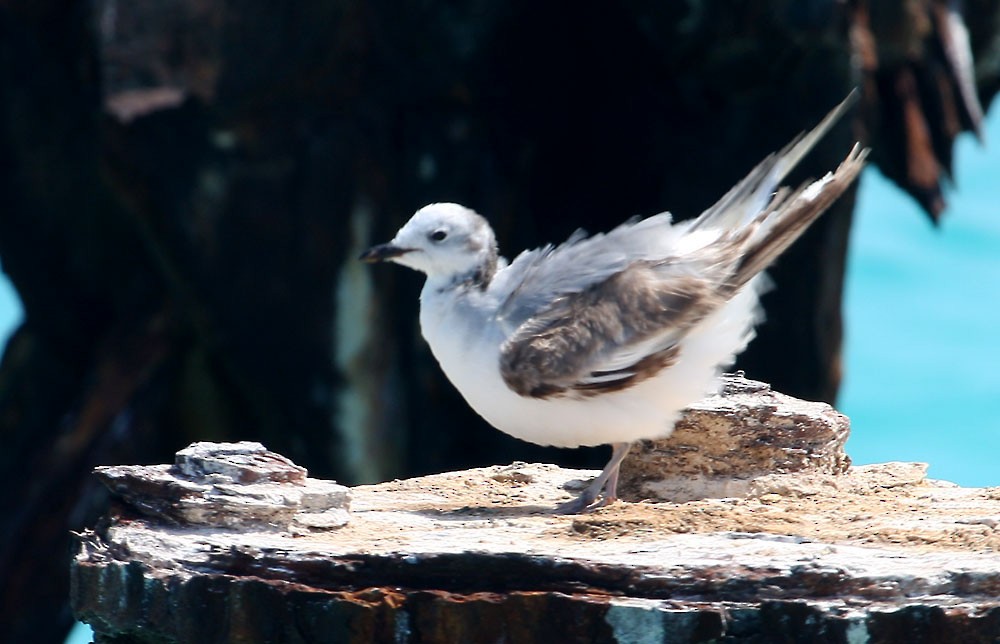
top-left (498, 262), bottom-right (723, 399)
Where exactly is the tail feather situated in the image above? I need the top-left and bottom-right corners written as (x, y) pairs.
top-left (691, 90), bottom-right (860, 233)
top-left (728, 143), bottom-right (869, 292)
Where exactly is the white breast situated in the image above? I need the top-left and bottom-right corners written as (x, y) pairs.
top-left (417, 278), bottom-right (763, 449)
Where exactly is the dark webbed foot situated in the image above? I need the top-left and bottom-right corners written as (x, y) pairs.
top-left (553, 442), bottom-right (631, 514)
top-left (554, 490), bottom-right (607, 514)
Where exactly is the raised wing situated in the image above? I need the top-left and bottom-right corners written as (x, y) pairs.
top-left (493, 94), bottom-right (860, 336)
top-left (495, 94), bottom-right (867, 400)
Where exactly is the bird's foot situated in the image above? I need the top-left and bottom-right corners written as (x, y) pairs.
top-left (554, 491), bottom-right (617, 514)
top-left (554, 442), bottom-right (630, 514)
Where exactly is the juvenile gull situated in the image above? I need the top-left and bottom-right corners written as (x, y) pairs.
top-left (361, 97), bottom-right (867, 513)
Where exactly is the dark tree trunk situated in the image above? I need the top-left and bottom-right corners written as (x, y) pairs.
top-left (0, 1), bottom-right (997, 641)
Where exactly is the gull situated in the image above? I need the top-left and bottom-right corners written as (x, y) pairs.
top-left (361, 96), bottom-right (867, 513)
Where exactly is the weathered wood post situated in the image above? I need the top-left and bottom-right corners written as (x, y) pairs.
top-left (72, 376), bottom-right (1000, 643)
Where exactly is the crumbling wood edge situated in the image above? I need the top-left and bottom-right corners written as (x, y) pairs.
top-left (70, 526), bottom-right (1000, 644)
top-left (70, 382), bottom-right (1000, 643)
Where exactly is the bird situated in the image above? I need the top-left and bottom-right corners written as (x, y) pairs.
top-left (361, 96), bottom-right (867, 513)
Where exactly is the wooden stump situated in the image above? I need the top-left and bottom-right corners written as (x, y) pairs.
top-left (73, 383), bottom-right (1000, 643)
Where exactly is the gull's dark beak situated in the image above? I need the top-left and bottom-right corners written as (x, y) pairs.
top-left (359, 243), bottom-right (412, 263)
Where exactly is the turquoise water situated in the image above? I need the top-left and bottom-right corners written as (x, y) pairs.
top-left (841, 106), bottom-right (1000, 487)
top-left (0, 267), bottom-right (19, 354)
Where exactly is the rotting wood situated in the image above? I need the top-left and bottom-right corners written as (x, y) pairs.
top-left (73, 384), bottom-right (1000, 643)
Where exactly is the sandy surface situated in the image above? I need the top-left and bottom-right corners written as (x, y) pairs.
top-left (346, 461), bottom-right (1000, 554)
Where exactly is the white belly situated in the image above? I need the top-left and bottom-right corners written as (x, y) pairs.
top-left (418, 280), bottom-right (761, 449)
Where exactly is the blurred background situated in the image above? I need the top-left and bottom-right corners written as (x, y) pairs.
top-left (842, 104), bottom-right (1000, 487)
top-left (1, 1), bottom-right (998, 642)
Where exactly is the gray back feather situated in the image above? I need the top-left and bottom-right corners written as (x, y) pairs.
top-left (494, 213), bottom-right (684, 332)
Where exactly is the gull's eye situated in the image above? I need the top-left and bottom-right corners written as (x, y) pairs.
top-left (429, 229), bottom-right (448, 242)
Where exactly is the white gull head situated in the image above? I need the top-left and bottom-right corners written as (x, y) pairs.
top-left (361, 203), bottom-right (498, 284)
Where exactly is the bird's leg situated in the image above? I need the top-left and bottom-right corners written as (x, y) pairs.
top-left (555, 442), bottom-right (632, 514)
